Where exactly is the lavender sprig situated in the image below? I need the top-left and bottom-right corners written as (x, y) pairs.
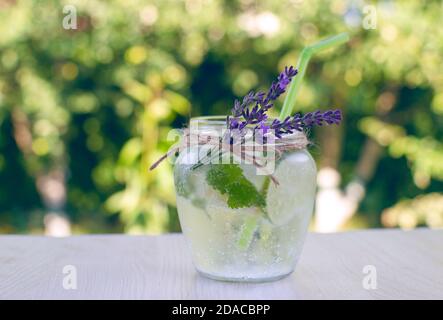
top-left (227, 66), bottom-right (342, 138)
top-left (231, 91), bottom-right (265, 118)
top-left (229, 66), bottom-right (298, 130)
top-left (264, 66), bottom-right (298, 104)
top-left (270, 109), bottom-right (342, 138)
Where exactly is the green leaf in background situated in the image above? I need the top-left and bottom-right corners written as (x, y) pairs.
top-left (206, 164), bottom-right (265, 209)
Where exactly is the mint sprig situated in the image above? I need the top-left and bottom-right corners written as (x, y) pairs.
top-left (206, 164), bottom-right (265, 209)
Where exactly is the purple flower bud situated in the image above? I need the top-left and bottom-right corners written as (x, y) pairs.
top-left (229, 117), bottom-right (239, 129)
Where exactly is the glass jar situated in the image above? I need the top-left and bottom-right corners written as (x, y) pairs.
top-left (173, 116), bottom-right (317, 282)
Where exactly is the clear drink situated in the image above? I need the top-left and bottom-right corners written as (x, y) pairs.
top-left (174, 117), bottom-right (317, 282)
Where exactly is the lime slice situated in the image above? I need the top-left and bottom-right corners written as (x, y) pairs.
top-left (237, 215), bottom-right (259, 249)
top-left (239, 163), bottom-right (266, 191)
top-left (265, 150), bottom-right (317, 226)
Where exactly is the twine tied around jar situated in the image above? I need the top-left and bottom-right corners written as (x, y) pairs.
top-left (149, 128), bottom-right (310, 186)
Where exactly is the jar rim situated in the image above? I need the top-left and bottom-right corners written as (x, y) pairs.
top-left (190, 115), bottom-right (227, 127)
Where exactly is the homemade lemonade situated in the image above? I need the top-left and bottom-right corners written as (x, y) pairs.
top-left (149, 35), bottom-right (346, 282)
top-left (174, 145), bottom-right (316, 281)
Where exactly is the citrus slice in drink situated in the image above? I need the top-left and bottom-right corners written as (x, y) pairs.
top-left (265, 150), bottom-right (317, 226)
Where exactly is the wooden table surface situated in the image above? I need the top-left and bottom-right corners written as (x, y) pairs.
top-left (0, 229), bottom-right (442, 300)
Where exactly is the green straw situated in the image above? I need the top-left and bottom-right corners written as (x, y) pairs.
top-left (279, 32), bottom-right (350, 119)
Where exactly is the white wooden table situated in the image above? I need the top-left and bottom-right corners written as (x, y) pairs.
top-left (0, 229), bottom-right (442, 300)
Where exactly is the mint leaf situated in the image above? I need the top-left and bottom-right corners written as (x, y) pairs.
top-left (206, 164), bottom-right (265, 209)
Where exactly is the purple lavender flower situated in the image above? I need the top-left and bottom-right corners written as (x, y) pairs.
top-left (269, 109), bottom-right (343, 138)
top-left (228, 66), bottom-right (298, 130)
top-left (231, 91), bottom-right (265, 118)
top-left (300, 109), bottom-right (342, 127)
top-left (227, 66), bottom-right (342, 139)
top-left (228, 116), bottom-right (240, 129)
top-left (264, 66), bottom-right (298, 104)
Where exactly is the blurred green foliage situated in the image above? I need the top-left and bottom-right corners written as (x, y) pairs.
top-left (0, 0), bottom-right (442, 233)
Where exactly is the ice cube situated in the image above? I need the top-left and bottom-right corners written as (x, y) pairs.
top-left (265, 150), bottom-right (317, 226)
